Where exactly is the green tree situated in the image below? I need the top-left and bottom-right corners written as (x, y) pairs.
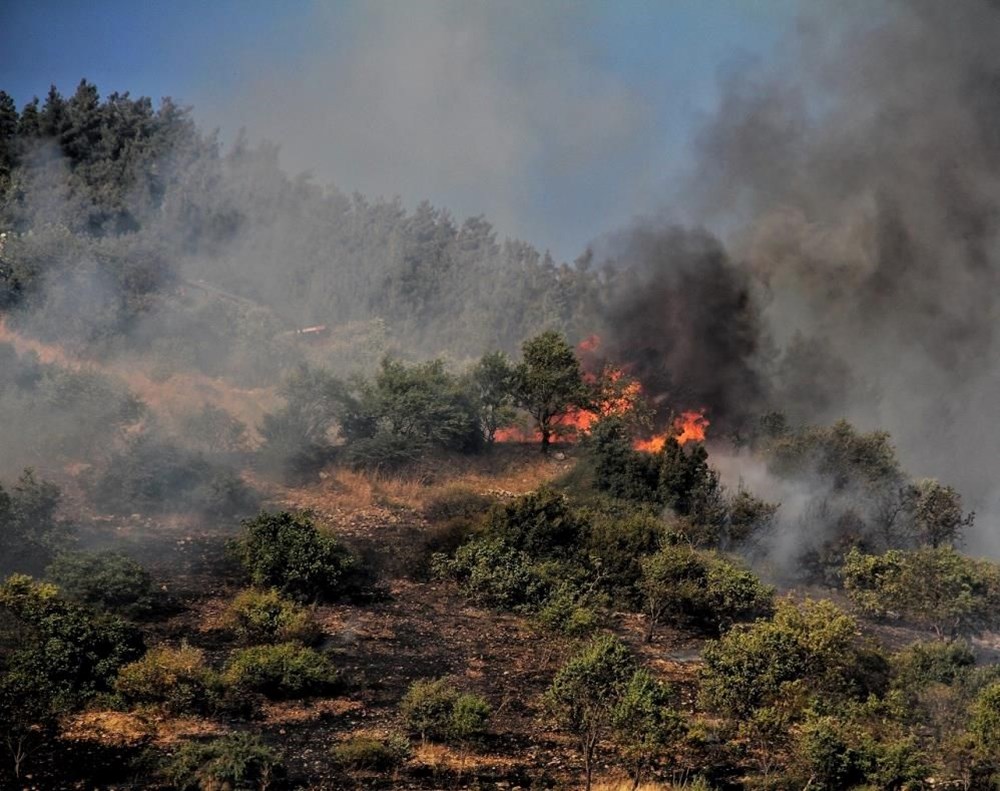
top-left (544, 634), bottom-right (636, 790)
top-left (469, 350), bottom-right (516, 444)
top-left (906, 479), bottom-right (974, 548)
top-left (611, 669), bottom-right (685, 789)
top-left (513, 330), bottom-right (588, 452)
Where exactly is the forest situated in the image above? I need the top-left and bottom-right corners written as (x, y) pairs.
top-left (1, 79), bottom-right (1000, 791)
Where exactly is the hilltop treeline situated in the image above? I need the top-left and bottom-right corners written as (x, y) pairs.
top-left (0, 80), bottom-right (604, 361)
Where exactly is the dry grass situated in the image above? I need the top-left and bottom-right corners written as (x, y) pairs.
top-left (60, 709), bottom-right (226, 747)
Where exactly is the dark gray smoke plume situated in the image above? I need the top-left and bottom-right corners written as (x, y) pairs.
top-left (598, 225), bottom-right (768, 431)
top-left (600, 0), bottom-right (1000, 552)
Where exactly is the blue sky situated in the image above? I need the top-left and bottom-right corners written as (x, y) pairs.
top-left (1, 0), bottom-right (804, 259)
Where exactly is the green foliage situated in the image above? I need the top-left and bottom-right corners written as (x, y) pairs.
top-left (162, 733), bottom-right (283, 791)
top-left (90, 434), bottom-right (258, 516)
top-left (230, 510), bottom-right (359, 602)
top-left (399, 678), bottom-right (490, 744)
top-left (700, 598), bottom-right (872, 718)
top-left (513, 331), bottom-right (589, 451)
top-left (223, 587), bottom-right (321, 645)
top-left (536, 583), bottom-right (599, 636)
top-left (906, 478), bottom-right (974, 548)
top-left (610, 669), bottom-right (685, 788)
top-left (115, 645), bottom-right (220, 715)
top-left (544, 634), bottom-right (637, 791)
top-left (0, 573), bottom-right (144, 709)
top-left (433, 537), bottom-right (549, 611)
top-left (469, 350), bottom-right (516, 444)
top-left (330, 734), bottom-right (411, 771)
top-left (223, 643), bottom-right (338, 699)
top-left (969, 681), bottom-right (1000, 763)
top-left (639, 545), bottom-right (774, 640)
top-left (589, 417), bottom-right (660, 503)
top-left (0, 468), bottom-right (67, 576)
top-left (842, 546), bottom-right (1000, 636)
top-left (45, 551), bottom-right (155, 617)
top-left (583, 505), bottom-right (664, 606)
top-left (485, 486), bottom-right (588, 560)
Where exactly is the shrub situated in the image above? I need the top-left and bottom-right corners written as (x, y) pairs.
top-left (330, 734), bottom-right (411, 770)
top-left (115, 645), bottom-right (220, 715)
top-left (0, 574), bottom-right (144, 708)
top-left (536, 584), bottom-right (599, 637)
top-left (399, 678), bottom-right (490, 744)
top-left (230, 511), bottom-right (359, 601)
top-left (91, 434), bottom-right (258, 516)
top-left (223, 588), bottom-right (321, 645)
top-left (46, 551), bottom-right (156, 617)
top-left (639, 546), bottom-right (774, 641)
top-left (0, 469), bottom-right (67, 576)
top-left (163, 733), bottom-right (283, 791)
top-left (583, 506), bottom-right (664, 606)
top-left (843, 546), bottom-right (1000, 636)
top-left (433, 537), bottom-right (549, 611)
top-left (223, 643), bottom-right (338, 699)
top-left (484, 487), bottom-right (588, 560)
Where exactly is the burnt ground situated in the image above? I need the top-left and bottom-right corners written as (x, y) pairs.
top-left (20, 452), bottom-right (703, 790)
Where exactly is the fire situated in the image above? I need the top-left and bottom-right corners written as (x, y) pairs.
top-left (495, 332), bottom-right (710, 450)
top-left (633, 409), bottom-right (709, 453)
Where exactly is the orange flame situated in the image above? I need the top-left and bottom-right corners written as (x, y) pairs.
top-left (633, 409), bottom-right (709, 453)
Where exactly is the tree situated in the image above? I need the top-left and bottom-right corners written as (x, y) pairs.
top-left (611, 669), bottom-right (685, 789)
top-left (544, 634), bottom-right (636, 790)
top-left (469, 350), bottom-right (516, 444)
top-left (906, 479), bottom-right (973, 548)
top-left (513, 331), bottom-right (588, 452)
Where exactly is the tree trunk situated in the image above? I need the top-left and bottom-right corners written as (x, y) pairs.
top-left (541, 427), bottom-right (551, 453)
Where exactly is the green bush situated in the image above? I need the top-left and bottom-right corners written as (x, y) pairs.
top-left (115, 645), bottom-right (220, 715)
top-left (583, 506), bottom-right (665, 606)
top-left (90, 434), bottom-right (258, 516)
top-left (223, 643), bottom-right (338, 699)
top-left (0, 469), bottom-right (67, 576)
top-left (163, 733), bottom-right (283, 791)
top-left (223, 588), bottom-right (321, 645)
top-left (639, 545), bottom-right (774, 640)
top-left (536, 584), bottom-right (599, 636)
top-left (484, 487), bottom-right (588, 560)
top-left (433, 537), bottom-right (549, 611)
top-left (46, 551), bottom-right (156, 617)
top-left (230, 511), bottom-right (359, 602)
top-left (0, 574), bottom-right (144, 708)
top-left (331, 734), bottom-right (411, 770)
top-left (399, 678), bottom-right (491, 743)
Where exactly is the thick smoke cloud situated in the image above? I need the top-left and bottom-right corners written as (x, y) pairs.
top-left (596, 224), bottom-right (768, 431)
top-left (599, 1), bottom-right (1000, 552)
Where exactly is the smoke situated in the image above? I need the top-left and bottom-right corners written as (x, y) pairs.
top-left (595, 224), bottom-right (769, 431)
top-left (597, 0), bottom-right (1000, 552)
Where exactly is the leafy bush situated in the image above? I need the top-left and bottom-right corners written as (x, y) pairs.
top-left (583, 506), bottom-right (664, 606)
top-left (90, 434), bottom-right (258, 516)
top-left (699, 598), bottom-right (880, 719)
top-left (162, 733), bottom-right (283, 791)
top-left (0, 469), bottom-right (67, 576)
top-left (399, 678), bottom-right (490, 744)
top-left (433, 537), bottom-right (549, 611)
top-left (230, 511), bottom-right (359, 602)
top-left (842, 546), bottom-right (1000, 636)
top-left (535, 584), bottom-right (599, 636)
top-left (223, 643), bottom-right (338, 699)
top-left (484, 487), bottom-right (588, 560)
top-left (115, 645), bottom-right (220, 714)
top-left (639, 546), bottom-right (774, 640)
top-left (0, 574), bottom-right (144, 708)
top-left (223, 588), bottom-right (321, 645)
top-left (46, 551), bottom-right (156, 617)
top-left (330, 734), bottom-right (411, 770)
